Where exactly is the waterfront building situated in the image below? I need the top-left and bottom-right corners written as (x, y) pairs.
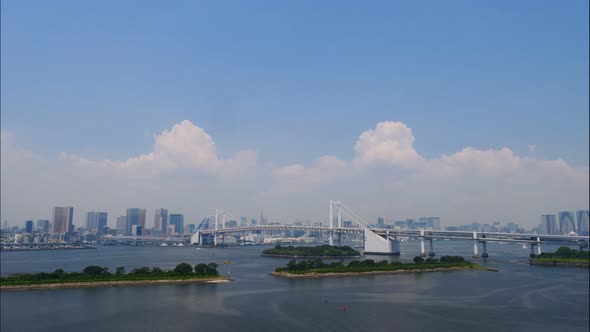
top-left (25, 220), bottom-right (33, 233)
top-left (126, 208), bottom-right (146, 235)
top-left (558, 211), bottom-right (576, 234)
top-left (85, 212), bottom-right (107, 232)
top-left (260, 210), bottom-right (267, 225)
top-left (541, 215), bottom-right (558, 235)
top-left (51, 207), bottom-right (74, 233)
top-left (116, 216), bottom-right (127, 235)
top-left (131, 225), bottom-right (143, 236)
top-left (35, 220), bottom-right (50, 233)
top-left (169, 214), bottom-right (184, 235)
top-left (576, 210), bottom-right (590, 236)
top-left (154, 209), bottom-right (168, 233)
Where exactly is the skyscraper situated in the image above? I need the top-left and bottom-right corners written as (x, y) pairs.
top-left (36, 220), bottom-right (50, 233)
top-left (126, 208), bottom-right (146, 236)
top-left (558, 211), bottom-right (576, 234)
top-left (25, 220), bottom-right (33, 233)
top-left (541, 215), bottom-right (558, 235)
top-left (85, 212), bottom-right (108, 232)
top-left (116, 216), bottom-right (127, 235)
top-left (576, 210), bottom-right (590, 236)
top-left (154, 209), bottom-right (168, 233)
top-left (52, 207), bottom-right (74, 233)
top-left (260, 210), bottom-right (267, 225)
top-left (169, 214), bottom-right (184, 235)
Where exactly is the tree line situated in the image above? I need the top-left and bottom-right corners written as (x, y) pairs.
top-left (1, 262), bottom-right (220, 285)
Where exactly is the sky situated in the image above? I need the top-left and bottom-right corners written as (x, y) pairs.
top-left (1, 1), bottom-right (589, 229)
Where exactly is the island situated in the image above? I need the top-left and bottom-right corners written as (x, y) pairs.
top-left (261, 245), bottom-right (361, 258)
top-left (529, 246), bottom-right (589, 268)
top-left (0, 262), bottom-right (230, 290)
top-left (272, 256), bottom-right (497, 278)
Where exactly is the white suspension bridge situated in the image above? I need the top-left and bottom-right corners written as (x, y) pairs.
top-left (188, 200), bottom-right (589, 258)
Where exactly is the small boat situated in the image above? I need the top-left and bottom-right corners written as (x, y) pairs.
top-left (160, 243), bottom-right (168, 247)
top-left (522, 244), bottom-right (528, 249)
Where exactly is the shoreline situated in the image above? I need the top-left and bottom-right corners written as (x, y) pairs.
top-left (1, 247), bottom-right (96, 252)
top-left (529, 260), bottom-right (589, 268)
top-left (0, 277), bottom-right (232, 290)
top-left (261, 253), bottom-right (361, 259)
top-left (271, 266), bottom-right (498, 279)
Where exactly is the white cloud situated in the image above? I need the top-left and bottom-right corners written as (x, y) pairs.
top-left (353, 121), bottom-right (424, 168)
top-left (528, 144), bottom-right (536, 153)
top-left (61, 120), bottom-right (257, 177)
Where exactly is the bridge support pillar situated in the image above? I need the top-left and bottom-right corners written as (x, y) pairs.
top-left (328, 231), bottom-right (334, 246)
top-left (420, 230), bottom-right (427, 257)
top-left (213, 232), bottom-right (218, 246)
top-left (428, 238), bottom-right (435, 257)
top-left (364, 229), bottom-right (400, 255)
top-left (337, 233), bottom-right (342, 246)
top-left (530, 243), bottom-right (537, 258)
top-left (536, 237), bottom-right (541, 255)
top-left (472, 241), bottom-right (479, 258)
top-left (190, 231), bottom-right (201, 245)
top-left (481, 241), bottom-right (488, 258)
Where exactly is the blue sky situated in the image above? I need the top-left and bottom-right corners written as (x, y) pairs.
top-left (1, 1), bottom-right (588, 227)
top-left (2, 0), bottom-right (588, 165)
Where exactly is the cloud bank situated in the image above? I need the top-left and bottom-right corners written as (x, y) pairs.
top-left (1, 120), bottom-right (588, 229)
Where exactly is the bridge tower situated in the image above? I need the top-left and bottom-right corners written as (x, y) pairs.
top-left (329, 201), bottom-right (343, 246)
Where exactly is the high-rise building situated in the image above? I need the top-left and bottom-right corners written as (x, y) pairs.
top-left (25, 220), bottom-right (33, 233)
top-left (85, 212), bottom-right (108, 232)
top-left (126, 208), bottom-right (146, 235)
top-left (377, 217), bottom-right (385, 228)
top-left (541, 215), bottom-right (558, 235)
top-left (52, 207), bottom-right (74, 233)
top-left (576, 210), bottom-right (590, 236)
top-left (132, 225), bottom-right (143, 236)
top-left (260, 210), bottom-right (268, 225)
top-left (116, 216), bottom-right (127, 235)
top-left (154, 209), bottom-right (168, 233)
top-left (36, 220), bottom-right (50, 233)
top-left (558, 211), bottom-right (576, 234)
top-left (427, 217), bottom-right (441, 230)
top-left (169, 214), bottom-right (184, 235)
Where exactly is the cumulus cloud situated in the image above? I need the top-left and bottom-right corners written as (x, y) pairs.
top-left (353, 121), bottom-right (424, 168)
top-left (528, 144), bottom-right (536, 153)
top-left (62, 120), bottom-right (257, 177)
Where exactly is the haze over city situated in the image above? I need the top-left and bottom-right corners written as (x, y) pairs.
top-left (1, 1), bottom-right (588, 229)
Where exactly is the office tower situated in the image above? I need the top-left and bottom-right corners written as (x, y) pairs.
top-left (85, 212), bottom-right (108, 232)
top-left (377, 217), bottom-right (385, 228)
top-left (126, 208), bottom-right (146, 235)
top-left (558, 211), bottom-right (576, 234)
top-left (36, 220), bottom-right (50, 233)
top-left (541, 215), bottom-right (558, 235)
top-left (427, 217), bottom-right (441, 230)
top-left (240, 217), bottom-right (248, 227)
top-left (25, 220), bottom-right (33, 233)
top-left (577, 210), bottom-right (590, 236)
top-left (169, 214), bottom-right (184, 235)
top-left (260, 210), bottom-right (267, 225)
top-left (131, 225), bottom-right (143, 236)
top-left (52, 207), bottom-right (74, 233)
top-left (116, 216), bottom-right (127, 235)
top-left (154, 209), bottom-right (168, 233)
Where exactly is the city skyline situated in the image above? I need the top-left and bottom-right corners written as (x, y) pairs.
top-left (1, 1), bottom-right (588, 229)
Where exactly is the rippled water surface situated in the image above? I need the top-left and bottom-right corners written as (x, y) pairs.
top-left (1, 241), bottom-right (588, 332)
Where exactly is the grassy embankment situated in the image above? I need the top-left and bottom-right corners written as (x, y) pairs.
top-left (530, 247), bottom-right (589, 267)
top-left (274, 256), bottom-right (483, 276)
top-left (1, 262), bottom-right (224, 287)
top-left (261, 245), bottom-right (361, 258)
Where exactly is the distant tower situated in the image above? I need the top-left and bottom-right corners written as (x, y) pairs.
top-left (260, 210), bottom-right (267, 225)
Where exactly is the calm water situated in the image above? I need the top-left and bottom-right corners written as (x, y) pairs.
top-left (1, 241), bottom-right (588, 332)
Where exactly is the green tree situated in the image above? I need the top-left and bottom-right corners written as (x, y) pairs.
top-left (115, 267), bottom-right (125, 275)
top-left (173, 263), bottom-right (193, 275)
top-left (83, 266), bottom-right (109, 277)
top-left (413, 256), bottom-right (424, 264)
